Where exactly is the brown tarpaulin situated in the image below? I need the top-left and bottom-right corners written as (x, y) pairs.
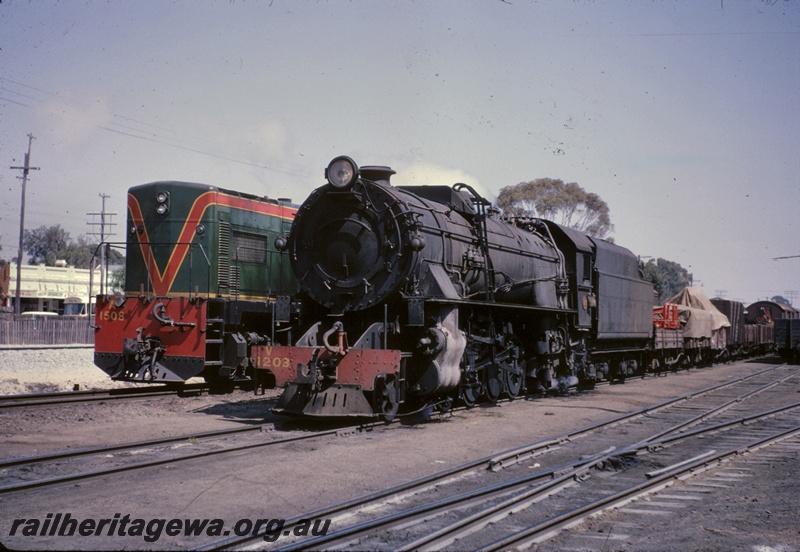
top-left (668, 287), bottom-right (731, 349)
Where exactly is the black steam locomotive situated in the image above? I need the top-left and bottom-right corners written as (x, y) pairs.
top-left (256, 156), bottom-right (656, 420)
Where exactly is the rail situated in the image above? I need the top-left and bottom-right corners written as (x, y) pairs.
top-left (0, 383), bottom-right (208, 409)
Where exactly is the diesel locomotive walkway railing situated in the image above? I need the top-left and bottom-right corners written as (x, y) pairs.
top-left (91, 240), bottom-right (212, 301)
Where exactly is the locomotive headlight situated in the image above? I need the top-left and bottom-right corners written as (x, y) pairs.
top-left (156, 191), bottom-right (170, 215)
top-left (325, 156), bottom-right (358, 189)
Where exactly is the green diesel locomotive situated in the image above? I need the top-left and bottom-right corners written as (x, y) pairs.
top-left (94, 181), bottom-right (298, 391)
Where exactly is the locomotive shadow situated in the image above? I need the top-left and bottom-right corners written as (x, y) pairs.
top-left (190, 393), bottom-right (287, 426)
top-left (191, 392), bottom-right (384, 431)
top-left (746, 354), bottom-right (784, 365)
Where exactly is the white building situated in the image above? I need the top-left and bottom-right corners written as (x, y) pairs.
top-left (1, 262), bottom-right (101, 315)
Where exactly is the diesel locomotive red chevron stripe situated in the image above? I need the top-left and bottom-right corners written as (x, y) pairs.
top-left (128, 191), bottom-right (295, 296)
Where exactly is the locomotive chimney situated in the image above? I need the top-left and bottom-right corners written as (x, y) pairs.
top-left (360, 166), bottom-right (396, 187)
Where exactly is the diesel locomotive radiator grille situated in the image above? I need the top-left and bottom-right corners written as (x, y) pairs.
top-left (218, 222), bottom-right (231, 289)
top-left (232, 231), bottom-right (268, 263)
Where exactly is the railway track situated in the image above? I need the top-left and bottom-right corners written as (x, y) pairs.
top-left (0, 417), bottom-right (391, 496)
top-left (0, 383), bottom-right (210, 409)
top-left (195, 362), bottom-right (800, 551)
top-left (435, 403), bottom-right (800, 551)
top-left (0, 368), bottom-right (620, 491)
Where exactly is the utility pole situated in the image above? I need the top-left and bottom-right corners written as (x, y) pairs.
top-left (87, 193), bottom-right (117, 295)
top-left (9, 134), bottom-right (40, 316)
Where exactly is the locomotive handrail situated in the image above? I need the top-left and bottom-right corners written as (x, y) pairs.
top-left (88, 241), bottom-right (127, 323)
top-left (420, 295), bottom-right (576, 313)
top-left (230, 244), bottom-right (295, 345)
top-left (535, 221), bottom-right (569, 309)
top-left (99, 240), bottom-right (212, 300)
top-left (232, 245), bottom-right (292, 299)
top-left (152, 301), bottom-right (196, 328)
top-left (89, 241), bottom-right (126, 296)
top-left (322, 321), bottom-right (348, 355)
top-left (357, 180), bottom-right (396, 216)
top-left (138, 241), bottom-right (211, 299)
top-left (452, 182), bottom-right (492, 206)
top-left (455, 182), bottom-right (495, 300)
top-left (483, 273), bottom-right (563, 297)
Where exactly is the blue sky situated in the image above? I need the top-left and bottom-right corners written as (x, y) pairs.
top-left (1, 0), bottom-right (798, 305)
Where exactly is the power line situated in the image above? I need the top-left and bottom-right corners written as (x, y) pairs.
top-left (96, 124), bottom-right (305, 176)
top-left (0, 96), bottom-right (29, 107)
top-left (0, 76), bottom-right (312, 179)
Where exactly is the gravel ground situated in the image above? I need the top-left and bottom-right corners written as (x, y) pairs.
top-left (0, 348), bottom-right (133, 395)
top-left (0, 352), bottom-right (798, 551)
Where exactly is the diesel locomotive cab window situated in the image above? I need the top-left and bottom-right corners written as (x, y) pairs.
top-left (232, 231), bottom-right (268, 263)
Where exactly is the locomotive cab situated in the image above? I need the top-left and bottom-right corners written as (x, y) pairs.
top-left (534, 221), bottom-right (596, 330)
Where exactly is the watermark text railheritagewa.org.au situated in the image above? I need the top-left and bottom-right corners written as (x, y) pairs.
top-left (8, 513), bottom-right (331, 543)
